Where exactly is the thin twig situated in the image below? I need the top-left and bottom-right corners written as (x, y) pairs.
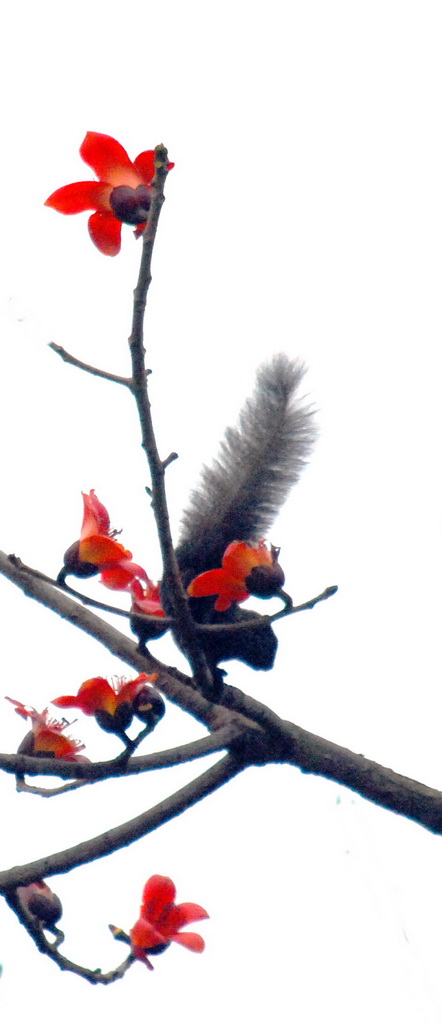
top-left (127, 145), bottom-right (214, 695)
top-left (49, 342), bottom-right (134, 388)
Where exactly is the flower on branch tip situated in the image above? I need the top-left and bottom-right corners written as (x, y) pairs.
top-left (6, 698), bottom-right (87, 761)
top-left (17, 881), bottom-right (63, 930)
top-left (187, 540), bottom-right (285, 611)
top-left (128, 875), bottom-right (208, 969)
top-left (62, 490), bottom-right (148, 590)
top-left (45, 132), bottom-right (174, 256)
top-left (51, 673), bottom-right (164, 736)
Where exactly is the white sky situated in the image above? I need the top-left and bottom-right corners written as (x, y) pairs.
top-left (1, 1), bottom-right (442, 1021)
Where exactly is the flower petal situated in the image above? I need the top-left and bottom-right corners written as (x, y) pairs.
top-left (80, 132), bottom-right (142, 189)
top-left (79, 536), bottom-right (132, 565)
top-left (45, 181), bottom-right (112, 214)
top-left (174, 902), bottom-right (209, 926)
top-left (53, 677), bottom-right (115, 716)
top-left (100, 559), bottom-right (147, 590)
top-left (131, 917), bottom-right (165, 950)
top-left (88, 211), bottom-right (122, 256)
top-left (187, 568), bottom-right (229, 598)
top-left (141, 875), bottom-right (176, 919)
top-left (81, 491), bottom-right (110, 538)
top-left (133, 150), bottom-right (156, 184)
top-left (172, 932), bottom-right (205, 952)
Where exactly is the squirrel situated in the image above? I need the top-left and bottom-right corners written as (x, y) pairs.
top-left (135, 353), bottom-right (316, 678)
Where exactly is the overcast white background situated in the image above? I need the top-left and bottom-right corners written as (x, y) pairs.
top-left (1, 1), bottom-right (442, 1021)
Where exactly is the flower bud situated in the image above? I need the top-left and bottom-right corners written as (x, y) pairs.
top-left (133, 686), bottom-right (166, 729)
top-left (17, 881), bottom-right (63, 928)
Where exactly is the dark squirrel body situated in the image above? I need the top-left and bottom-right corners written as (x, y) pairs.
top-left (138, 354), bottom-right (315, 675)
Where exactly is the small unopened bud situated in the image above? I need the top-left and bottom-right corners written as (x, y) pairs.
top-left (109, 185), bottom-right (152, 225)
top-left (17, 881), bottom-right (63, 929)
top-left (133, 686), bottom-right (166, 729)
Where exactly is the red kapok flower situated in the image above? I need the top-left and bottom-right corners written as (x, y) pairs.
top-left (187, 540), bottom-right (285, 612)
top-left (45, 132), bottom-right (174, 256)
top-left (51, 673), bottom-right (164, 736)
top-left (129, 875), bottom-right (208, 969)
top-left (62, 490), bottom-right (148, 590)
top-left (6, 698), bottom-right (86, 761)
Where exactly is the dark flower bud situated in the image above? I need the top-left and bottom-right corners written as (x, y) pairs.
top-left (133, 686), bottom-right (166, 729)
top-left (62, 540), bottom-right (99, 579)
top-left (109, 184), bottom-right (152, 225)
top-left (245, 548), bottom-right (285, 598)
top-left (17, 881), bottom-right (63, 929)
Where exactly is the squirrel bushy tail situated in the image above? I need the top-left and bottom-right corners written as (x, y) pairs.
top-left (176, 353), bottom-right (316, 584)
top-left (137, 354), bottom-right (315, 676)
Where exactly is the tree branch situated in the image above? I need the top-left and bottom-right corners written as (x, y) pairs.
top-left (0, 754), bottom-right (242, 889)
top-left (2, 549), bottom-right (442, 834)
top-left (0, 726), bottom-right (241, 781)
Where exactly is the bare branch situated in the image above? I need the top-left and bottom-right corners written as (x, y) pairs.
top-left (49, 342), bottom-right (134, 388)
top-left (0, 754), bottom-right (242, 889)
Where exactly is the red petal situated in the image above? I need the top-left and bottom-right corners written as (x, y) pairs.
top-left (45, 181), bottom-right (111, 214)
top-left (53, 677), bottom-right (114, 715)
top-left (187, 568), bottom-right (228, 598)
top-left (81, 491), bottom-right (110, 537)
top-left (141, 876), bottom-right (176, 919)
top-left (133, 150), bottom-right (156, 184)
top-left (79, 536), bottom-right (132, 565)
top-left (172, 932), bottom-right (205, 952)
top-left (88, 211), bottom-right (122, 256)
top-left (130, 917), bottom-right (164, 949)
top-left (100, 559), bottom-right (147, 590)
top-left (175, 902), bottom-right (209, 926)
top-left (80, 132), bottom-right (142, 188)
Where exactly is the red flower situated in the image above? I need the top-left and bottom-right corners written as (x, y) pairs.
top-left (45, 132), bottom-right (174, 256)
top-left (62, 490), bottom-right (148, 590)
top-left (187, 540), bottom-right (285, 611)
top-left (52, 673), bottom-right (164, 735)
top-left (6, 698), bottom-right (86, 761)
top-left (130, 875), bottom-right (208, 969)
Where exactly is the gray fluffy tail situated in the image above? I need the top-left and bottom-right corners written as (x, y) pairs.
top-left (176, 353), bottom-right (316, 580)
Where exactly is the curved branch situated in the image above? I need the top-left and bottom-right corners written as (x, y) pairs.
top-left (0, 754), bottom-right (241, 889)
top-left (0, 725), bottom-right (241, 780)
